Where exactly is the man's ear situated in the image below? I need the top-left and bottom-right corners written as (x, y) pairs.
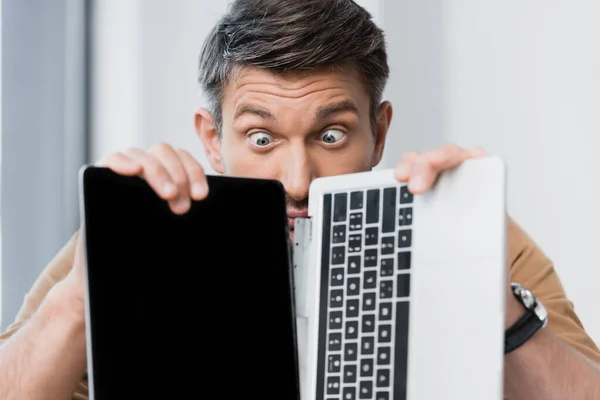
top-left (371, 101), bottom-right (392, 167)
top-left (195, 108), bottom-right (224, 174)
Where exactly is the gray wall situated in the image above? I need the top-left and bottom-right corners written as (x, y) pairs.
top-left (1, 0), bottom-right (89, 330)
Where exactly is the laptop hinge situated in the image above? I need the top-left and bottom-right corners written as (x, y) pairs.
top-left (293, 217), bottom-right (312, 319)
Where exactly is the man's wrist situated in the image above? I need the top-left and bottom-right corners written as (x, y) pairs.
top-left (505, 288), bottom-right (526, 329)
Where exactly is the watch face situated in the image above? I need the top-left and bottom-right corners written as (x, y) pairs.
top-left (512, 282), bottom-right (548, 326)
top-left (520, 288), bottom-right (535, 309)
top-left (512, 283), bottom-right (535, 309)
top-left (534, 301), bottom-right (549, 328)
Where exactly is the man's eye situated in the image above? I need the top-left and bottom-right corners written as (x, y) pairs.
top-left (319, 129), bottom-right (345, 144)
top-left (248, 132), bottom-right (273, 147)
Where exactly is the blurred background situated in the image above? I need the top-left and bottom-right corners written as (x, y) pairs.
top-left (1, 0), bottom-right (599, 344)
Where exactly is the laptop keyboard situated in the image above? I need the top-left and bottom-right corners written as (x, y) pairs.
top-left (316, 185), bottom-right (413, 400)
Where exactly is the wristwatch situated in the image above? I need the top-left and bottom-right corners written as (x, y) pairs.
top-left (504, 282), bottom-right (548, 354)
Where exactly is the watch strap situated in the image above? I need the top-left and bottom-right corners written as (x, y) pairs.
top-left (504, 307), bottom-right (544, 354)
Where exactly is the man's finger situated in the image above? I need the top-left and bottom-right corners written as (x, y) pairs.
top-left (394, 151), bottom-right (419, 181)
top-left (424, 144), bottom-right (471, 171)
top-left (407, 154), bottom-right (438, 193)
top-left (97, 152), bottom-right (143, 175)
top-left (148, 143), bottom-right (192, 214)
top-left (124, 147), bottom-right (178, 200)
top-left (176, 148), bottom-right (209, 200)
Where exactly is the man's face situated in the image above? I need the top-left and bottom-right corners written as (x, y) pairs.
top-left (196, 65), bottom-right (391, 238)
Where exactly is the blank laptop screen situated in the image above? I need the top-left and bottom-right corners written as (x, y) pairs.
top-left (81, 167), bottom-right (299, 400)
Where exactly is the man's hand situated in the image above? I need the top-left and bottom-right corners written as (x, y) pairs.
top-left (98, 142), bottom-right (209, 214)
top-left (393, 144), bottom-right (486, 193)
top-left (393, 144), bottom-right (600, 400)
top-left (60, 142), bottom-right (210, 311)
top-left (392, 144), bottom-right (520, 325)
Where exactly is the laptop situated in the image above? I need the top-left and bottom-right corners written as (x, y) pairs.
top-left (293, 156), bottom-right (507, 400)
top-left (78, 167), bottom-right (301, 400)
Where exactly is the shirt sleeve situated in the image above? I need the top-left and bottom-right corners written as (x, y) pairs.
top-left (0, 230), bottom-right (90, 399)
top-left (508, 217), bottom-right (600, 365)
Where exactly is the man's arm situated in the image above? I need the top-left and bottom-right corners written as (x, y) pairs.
top-left (504, 218), bottom-right (600, 399)
top-left (0, 283), bottom-right (87, 400)
top-left (0, 232), bottom-right (89, 400)
top-left (505, 324), bottom-right (600, 399)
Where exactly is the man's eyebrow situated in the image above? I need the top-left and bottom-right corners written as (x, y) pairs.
top-left (233, 104), bottom-right (276, 121)
top-left (316, 100), bottom-right (360, 120)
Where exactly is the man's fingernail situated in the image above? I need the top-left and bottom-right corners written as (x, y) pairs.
top-left (192, 183), bottom-right (207, 198)
top-left (409, 177), bottom-right (422, 192)
top-left (176, 197), bottom-right (190, 211)
top-left (396, 164), bottom-right (409, 179)
top-left (163, 182), bottom-right (176, 195)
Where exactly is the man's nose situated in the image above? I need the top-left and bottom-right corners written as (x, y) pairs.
top-left (279, 145), bottom-right (314, 202)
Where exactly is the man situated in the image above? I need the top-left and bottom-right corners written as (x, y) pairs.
top-left (1, 0), bottom-right (599, 399)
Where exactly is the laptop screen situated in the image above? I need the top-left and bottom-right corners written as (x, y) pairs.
top-left (80, 167), bottom-right (299, 399)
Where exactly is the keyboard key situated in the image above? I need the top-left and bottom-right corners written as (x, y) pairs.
top-left (399, 186), bottom-right (413, 204)
top-left (345, 320), bottom-right (359, 339)
top-left (398, 207), bottom-right (413, 226)
top-left (334, 193), bottom-right (348, 222)
top-left (331, 268), bottom-right (344, 286)
top-left (379, 324), bottom-right (392, 343)
top-left (376, 392), bottom-right (389, 400)
top-left (347, 277), bottom-right (360, 296)
top-left (332, 246), bottom-right (346, 264)
top-left (361, 336), bottom-right (375, 355)
top-left (380, 258), bottom-right (393, 276)
top-left (366, 189), bottom-right (380, 223)
top-left (349, 212), bottom-right (363, 231)
top-left (348, 255), bottom-right (361, 274)
top-left (344, 342), bottom-right (358, 361)
top-left (331, 246), bottom-right (346, 265)
top-left (328, 332), bottom-right (342, 351)
top-left (344, 365), bottom-right (358, 383)
top-left (380, 280), bottom-right (394, 299)
top-left (376, 368), bottom-right (391, 386)
top-left (381, 236), bottom-right (394, 255)
top-left (362, 314), bottom-right (375, 333)
top-left (365, 227), bottom-right (378, 246)
top-left (329, 311), bottom-right (343, 329)
top-left (330, 289), bottom-right (344, 307)
top-left (360, 358), bottom-right (374, 377)
top-left (332, 225), bottom-right (346, 243)
top-left (343, 386), bottom-right (356, 400)
top-left (377, 347), bottom-right (391, 366)
top-left (397, 273), bottom-right (411, 297)
top-left (327, 376), bottom-right (341, 394)
top-left (382, 187), bottom-right (396, 233)
top-left (365, 249), bottom-right (378, 267)
top-left (328, 354), bottom-right (341, 373)
top-left (359, 381), bottom-right (373, 399)
top-left (350, 191), bottom-right (364, 209)
top-left (397, 251), bottom-right (411, 270)
top-left (364, 271), bottom-right (377, 289)
top-left (397, 230), bottom-right (412, 248)
top-left (348, 234), bottom-right (362, 253)
top-left (363, 292), bottom-right (376, 311)
top-left (394, 301), bottom-right (410, 400)
top-left (346, 299), bottom-right (359, 317)
top-left (379, 303), bottom-right (392, 321)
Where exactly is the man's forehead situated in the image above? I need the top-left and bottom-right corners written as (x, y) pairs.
top-left (225, 64), bottom-right (365, 95)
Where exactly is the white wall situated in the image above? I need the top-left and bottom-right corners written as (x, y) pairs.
top-left (382, 0), bottom-right (600, 341)
top-left (91, 0), bottom-right (228, 173)
top-left (438, 0), bottom-right (600, 341)
top-left (91, 0), bottom-right (600, 342)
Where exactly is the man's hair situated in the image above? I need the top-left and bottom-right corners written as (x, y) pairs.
top-left (198, 0), bottom-right (389, 135)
